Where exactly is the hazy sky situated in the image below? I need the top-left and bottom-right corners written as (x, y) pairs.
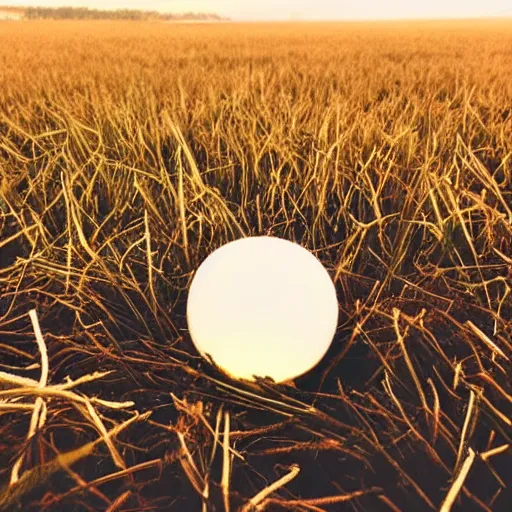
top-left (5, 0), bottom-right (512, 21)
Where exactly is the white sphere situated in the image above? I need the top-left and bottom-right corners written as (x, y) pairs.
top-left (186, 236), bottom-right (338, 383)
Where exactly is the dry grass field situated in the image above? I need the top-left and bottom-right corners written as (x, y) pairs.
top-left (0, 19), bottom-right (511, 511)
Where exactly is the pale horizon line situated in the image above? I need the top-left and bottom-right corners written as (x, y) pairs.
top-left (0, 4), bottom-right (511, 23)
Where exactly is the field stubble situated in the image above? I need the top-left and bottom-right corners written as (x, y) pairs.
top-left (0, 19), bottom-right (511, 511)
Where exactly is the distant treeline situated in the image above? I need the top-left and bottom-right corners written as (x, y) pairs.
top-left (23, 7), bottom-right (229, 21)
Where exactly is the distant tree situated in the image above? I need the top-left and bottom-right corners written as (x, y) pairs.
top-left (22, 6), bottom-right (228, 21)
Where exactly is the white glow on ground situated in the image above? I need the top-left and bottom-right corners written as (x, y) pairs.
top-left (187, 236), bottom-right (339, 383)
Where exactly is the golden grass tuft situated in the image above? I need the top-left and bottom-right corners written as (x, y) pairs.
top-left (0, 18), bottom-right (511, 511)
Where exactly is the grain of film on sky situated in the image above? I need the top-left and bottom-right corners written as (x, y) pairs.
top-left (2, 0), bottom-right (512, 21)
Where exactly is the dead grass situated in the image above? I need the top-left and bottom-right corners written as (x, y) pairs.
top-left (0, 19), bottom-right (511, 511)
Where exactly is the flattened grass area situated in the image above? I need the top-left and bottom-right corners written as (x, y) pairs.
top-left (0, 19), bottom-right (511, 511)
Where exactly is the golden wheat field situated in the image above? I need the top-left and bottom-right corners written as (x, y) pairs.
top-left (0, 19), bottom-right (511, 511)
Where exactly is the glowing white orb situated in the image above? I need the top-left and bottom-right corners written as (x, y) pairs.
top-left (186, 236), bottom-right (338, 383)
